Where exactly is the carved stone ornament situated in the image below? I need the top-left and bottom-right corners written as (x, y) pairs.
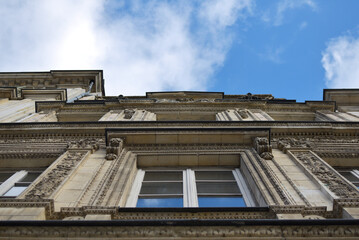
top-left (67, 138), bottom-right (100, 152)
top-left (24, 152), bottom-right (87, 200)
top-left (254, 137), bottom-right (273, 160)
top-left (123, 109), bottom-right (135, 119)
top-left (260, 151), bottom-right (274, 160)
top-left (238, 109), bottom-right (249, 119)
top-left (105, 138), bottom-right (124, 160)
top-left (277, 137), bottom-right (311, 152)
top-left (292, 151), bottom-right (359, 199)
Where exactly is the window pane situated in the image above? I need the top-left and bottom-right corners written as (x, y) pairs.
top-left (198, 196), bottom-right (246, 207)
top-left (143, 171), bottom-right (182, 181)
top-left (195, 171), bottom-right (234, 180)
top-left (339, 171), bottom-right (359, 182)
top-left (140, 182), bottom-right (182, 194)
top-left (196, 182), bottom-right (240, 194)
top-left (137, 197), bottom-right (183, 207)
top-left (0, 172), bottom-right (15, 183)
top-left (19, 172), bottom-right (41, 183)
top-left (3, 186), bottom-right (27, 197)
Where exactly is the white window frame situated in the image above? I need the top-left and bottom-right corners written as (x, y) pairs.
top-left (126, 168), bottom-right (255, 207)
top-left (0, 170), bottom-right (42, 197)
top-left (336, 168), bottom-right (359, 188)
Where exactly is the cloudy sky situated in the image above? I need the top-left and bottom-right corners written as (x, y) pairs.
top-left (0, 0), bottom-right (358, 101)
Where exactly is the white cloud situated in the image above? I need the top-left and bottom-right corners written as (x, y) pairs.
top-left (322, 33), bottom-right (359, 88)
top-left (258, 47), bottom-right (284, 64)
top-left (272, 0), bottom-right (316, 26)
top-left (0, 0), bottom-right (252, 96)
top-left (299, 21), bottom-right (308, 30)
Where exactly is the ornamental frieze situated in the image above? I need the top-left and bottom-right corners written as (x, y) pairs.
top-left (23, 151), bottom-right (87, 200)
top-left (291, 151), bottom-right (359, 199)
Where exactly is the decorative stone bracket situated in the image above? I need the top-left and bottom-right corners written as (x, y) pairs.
top-left (254, 137), bottom-right (273, 160)
top-left (106, 138), bottom-right (124, 160)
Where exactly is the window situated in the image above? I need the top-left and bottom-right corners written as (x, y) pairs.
top-left (126, 168), bottom-right (255, 207)
top-left (336, 168), bottom-right (359, 188)
top-left (0, 170), bottom-right (42, 197)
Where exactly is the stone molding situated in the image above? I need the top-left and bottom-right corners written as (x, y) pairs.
top-left (89, 149), bottom-right (129, 206)
top-left (243, 150), bottom-right (290, 205)
top-left (0, 224), bottom-right (358, 239)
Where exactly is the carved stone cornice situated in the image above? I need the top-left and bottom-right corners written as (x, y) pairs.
top-left (333, 199), bottom-right (359, 218)
top-left (0, 199), bottom-right (54, 219)
top-left (0, 224), bottom-right (359, 238)
top-left (57, 206), bottom-right (273, 220)
top-left (127, 143), bottom-right (250, 152)
top-left (67, 138), bottom-right (101, 153)
top-left (269, 205), bottom-right (330, 218)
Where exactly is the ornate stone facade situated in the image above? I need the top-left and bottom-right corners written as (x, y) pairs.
top-left (0, 71), bottom-right (358, 238)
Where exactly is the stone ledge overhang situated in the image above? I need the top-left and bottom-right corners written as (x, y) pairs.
top-left (0, 70), bottom-right (104, 96)
top-left (0, 219), bottom-right (359, 239)
top-left (0, 121), bottom-right (357, 138)
top-left (0, 87), bottom-right (17, 99)
top-left (105, 128), bottom-right (271, 146)
top-left (35, 98), bottom-right (336, 113)
top-left (21, 89), bottom-right (67, 101)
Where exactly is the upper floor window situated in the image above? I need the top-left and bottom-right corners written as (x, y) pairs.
top-left (0, 170), bottom-right (42, 197)
top-left (126, 168), bottom-right (255, 207)
top-left (336, 168), bottom-right (359, 188)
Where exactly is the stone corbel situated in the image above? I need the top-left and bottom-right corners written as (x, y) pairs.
top-left (105, 138), bottom-right (124, 160)
top-left (67, 138), bottom-right (100, 153)
top-left (254, 137), bottom-right (273, 160)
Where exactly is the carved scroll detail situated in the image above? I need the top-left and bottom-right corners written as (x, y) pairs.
top-left (292, 151), bottom-right (359, 199)
top-left (24, 152), bottom-right (87, 200)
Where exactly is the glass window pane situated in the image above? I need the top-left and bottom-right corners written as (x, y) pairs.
top-left (196, 182), bottom-right (240, 194)
top-left (143, 171), bottom-right (182, 181)
top-left (198, 196), bottom-right (246, 207)
top-left (339, 171), bottom-right (359, 182)
top-left (140, 182), bottom-right (182, 194)
top-left (3, 186), bottom-right (27, 197)
top-left (195, 171), bottom-right (234, 180)
top-left (137, 197), bottom-right (183, 207)
top-left (0, 172), bottom-right (15, 183)
top-left (19, 172), bottom-right (41, 183)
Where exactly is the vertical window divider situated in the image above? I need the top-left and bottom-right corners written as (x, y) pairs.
top-left (233, 168), bottom-right (255, 207)
top-left (352, 170), bottom-right (359, 179)
top-left (126, 169), bottom-right (145, 207)
top-left (0, 170), bottom-right (27, 196)
top-left (185, 169), bottom-right (198, 207)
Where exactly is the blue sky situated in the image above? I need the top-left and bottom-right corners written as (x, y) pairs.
top-left (0, 0), bottom-right (359, 101)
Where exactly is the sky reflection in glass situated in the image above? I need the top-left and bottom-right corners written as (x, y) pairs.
top-left (136, 197), bottom-right (183, 207)
top-left (198, 197), bottom-right (246, 207)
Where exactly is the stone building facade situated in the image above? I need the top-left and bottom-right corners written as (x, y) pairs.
top-left (0, 70), bottom-right (358, 239)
